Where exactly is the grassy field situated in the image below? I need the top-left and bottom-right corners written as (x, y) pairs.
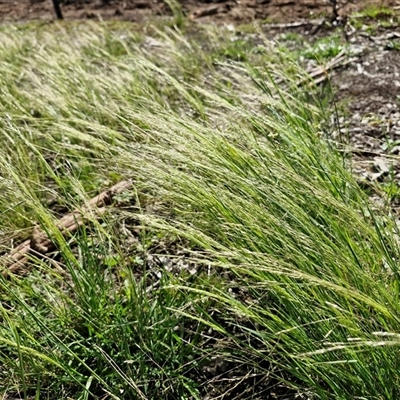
top-left (1, 19), bottom-right (400, 399)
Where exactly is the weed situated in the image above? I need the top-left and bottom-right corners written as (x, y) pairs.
top-left (355, 5), bottom-right (395, 19)
top-left (349, 5), bottom-right (399, 31)
top-left (303, 32), bottom-right (345, 60)
top-left (163, 0), bottom-right (186, 29)
top-left (386, 40), bottom-right (400, 51)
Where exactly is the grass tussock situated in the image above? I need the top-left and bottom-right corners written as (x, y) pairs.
top-left (0, 20), bottom-right (400, 399)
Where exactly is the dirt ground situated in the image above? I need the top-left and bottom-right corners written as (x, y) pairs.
top-left (0, 0), bottom-right (398, 24)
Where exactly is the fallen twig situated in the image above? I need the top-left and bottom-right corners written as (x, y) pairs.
top-left (271, 50), bottom-right (354, 88)
top-left (262, 19), bottom-right (325, 29)
top-left (311, 57), bottom-right (355, 85)
top-left (299, 51), bottom-right (357, 86)
top-left (1, 180), bottom-right (132, 276)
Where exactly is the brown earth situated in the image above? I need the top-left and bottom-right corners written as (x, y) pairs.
top-left (0, 0), bottom-right (398, 24)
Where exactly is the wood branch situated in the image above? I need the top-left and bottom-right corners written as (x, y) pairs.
top-left (311, 57), bottom-right (355, 85)
top-left (271, 50), bottom-right (353, 89)
top-left (1, 180), bottom-right (132, 276)
top-left (262, 18), bottom-right (325, 29)
top-left (295, 51), bottom-right (357, 87)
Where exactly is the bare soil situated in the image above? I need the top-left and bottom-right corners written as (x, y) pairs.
top-left (0, 0), bottom-right (397, 24)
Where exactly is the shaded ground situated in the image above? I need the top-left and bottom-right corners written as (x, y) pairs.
top-left (329, 27), bottom-right (400, 209)
top-left (0, 0), bottom-right (398, 24)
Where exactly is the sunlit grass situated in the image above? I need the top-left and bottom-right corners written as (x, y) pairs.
top-left (0, 20), bottom-right (400, 400)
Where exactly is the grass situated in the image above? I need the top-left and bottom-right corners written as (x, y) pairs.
top-left (349, 5), bottom-right (399, 30)
top-left (1, 19), bottom-right (400, 400)
top-left (277, 31), bottom-right (348, 67)
top-left (353, 5), bottom-right (395, 19)
top-left (302, 32), bottom-right (345, 60)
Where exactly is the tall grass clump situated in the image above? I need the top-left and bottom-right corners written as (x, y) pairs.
top-left (0, 21), bottom-right (400, 399)
top-left (119, 38), bottom-right (400, 400)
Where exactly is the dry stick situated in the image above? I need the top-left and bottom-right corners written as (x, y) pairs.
top-left (272, 50), bottom-right (351, 88)
top-left (312, 57), bottom-right (356, 85)
top-left (308, 50), bottom-right (346, 77)
top-left (296, 51), bottom-right (358, 87)
top-left (262, 19), bottom-right (325, 29)
top-left (2, 180), bottom-right (132, 276)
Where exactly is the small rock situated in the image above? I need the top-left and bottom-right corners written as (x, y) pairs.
top-left (375, 158), bottom-right (390, 173)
